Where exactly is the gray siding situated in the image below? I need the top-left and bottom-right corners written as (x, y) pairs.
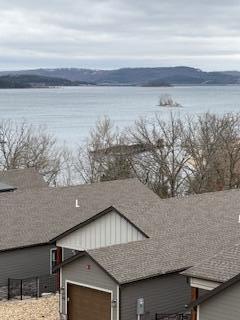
top-left (199, 289), bottom-right (208, 297)
top-left (199, 281), bottom-right (240, 320)
top-left (0, 244), bottom-right (54, 286)
top-left (61, 256), bottom-right (118, 319)
top-left (121, 274), bottom-right (191, 320)
top-left (62, 248), bottom-right (78, 261)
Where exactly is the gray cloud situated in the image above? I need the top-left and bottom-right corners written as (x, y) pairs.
top-left (0, 0), bottom-right (240, 70)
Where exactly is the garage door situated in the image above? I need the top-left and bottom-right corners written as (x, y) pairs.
top-left (67, 283), bottom-right (112, 320)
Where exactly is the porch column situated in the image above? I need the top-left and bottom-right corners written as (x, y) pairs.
top-left (191, 287), bottom-right (199, 320)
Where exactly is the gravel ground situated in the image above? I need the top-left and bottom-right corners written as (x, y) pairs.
top-left (0, 294), bottom-right (59, 320)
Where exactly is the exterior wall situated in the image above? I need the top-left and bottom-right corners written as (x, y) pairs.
top-left (199, 288), bottom-right (208, 297)
top-left (57, 209), bottom-right (146, 251)
top-left (120, 274), bottom-right (191, 320)
top-left (61, 255), bottom-right (118, 320)
top-left (0, 244), bottom-right (54, 287)
top-left (62, 247), bottom-right (78, 261)
top-left (190, 277), bottom-right (220, 291)
top-left (198, 280), bottom-right (240, 320)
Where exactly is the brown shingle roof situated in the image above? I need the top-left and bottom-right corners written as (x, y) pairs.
top-left (0, 168), bottom-right (47, 190)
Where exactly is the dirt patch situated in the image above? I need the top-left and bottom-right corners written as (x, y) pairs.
top-left (0, 294), bottom-right (59, 320)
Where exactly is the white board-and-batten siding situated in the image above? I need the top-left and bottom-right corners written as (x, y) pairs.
top-left (57, 209), bottom-right (146, 251)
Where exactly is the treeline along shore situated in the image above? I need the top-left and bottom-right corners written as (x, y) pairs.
top-left (1, 66), bottom-right (240, 88)
top-left (1, 112), bottom-right (240, 199)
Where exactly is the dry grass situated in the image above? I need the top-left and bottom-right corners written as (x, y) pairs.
top-left (0, 294), bottom-right (59, 320)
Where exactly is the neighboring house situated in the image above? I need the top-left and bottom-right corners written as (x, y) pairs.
top-left (0, 182), bottom-right (16, 193)
top-left (0, 178), bottom-right (159, 297)
top-left (189, 273), bottom-right (240, 320)
top-left (0, 167), bottom-right (48, 190)
top-left (0, 168), bottom-right (49, 295)
top-left (52, 189), bottom-right (240, 320)
top-left (190, 274), bottom-right (240, 320)
top-left (183, 243), bottom-right (240, 320)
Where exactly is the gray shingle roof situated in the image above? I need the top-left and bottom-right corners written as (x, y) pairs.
top-left (86, 189), bottom-right (240, 284)
top-left (0, 182), bottom-right (16, 192)
top-left (0, 168), bottom-right (47, 190)
top-left (181, 243), bottom-right (240, 283)
top-left (0, 178), bottom-right (160, 251)
top-left (188, 271), bottom-right (240, 309)
top-left (3, 173), bottom-right (240, 284)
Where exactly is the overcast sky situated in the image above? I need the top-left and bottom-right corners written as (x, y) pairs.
top-left (1, 0), bottom-right (240, 71)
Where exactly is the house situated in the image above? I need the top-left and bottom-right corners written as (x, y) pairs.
top-left (183, 243), bottom-right (240, 320)
top-left (189, 273), bottom-right (240, 320)
top-left (0, 167), bottom-right (47, 193)
top-left (0, 178), bottom-right (159, 298)
top-left (52, 204), bottom-right (191, 320)
top-left (53, 189), bottom-right (240, 320)
top-left (0, 168), bottom-right (49, 295)
top-left (2, 170), bottom-right (240, 319)
top-left (0, 167), bottom-right (48, 190)
top-left (0, 182), bottom-right (16, 193)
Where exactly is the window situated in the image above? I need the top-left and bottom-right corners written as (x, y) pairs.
top-left (50, 248), bottom-right (57, 274)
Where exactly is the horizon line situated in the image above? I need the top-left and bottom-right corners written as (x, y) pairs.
top-left (0, 66), bottom-right (239, 73)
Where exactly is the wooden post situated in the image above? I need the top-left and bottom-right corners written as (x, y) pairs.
top-left (191, 287), bottom-right (199, 320)
top-left (56, 247), bottom-right (62, 292)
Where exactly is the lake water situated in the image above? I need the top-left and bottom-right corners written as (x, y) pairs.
top-left (0, 86), bottom-right (240, 146)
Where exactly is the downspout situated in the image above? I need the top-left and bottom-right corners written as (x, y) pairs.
top-left (56, 246), bottom-right (62, 291)
top-left (119, 286), bottom-right (121, 320)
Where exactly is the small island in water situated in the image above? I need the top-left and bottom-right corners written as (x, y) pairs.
top-left (158, 94), bottom-right (183, 108)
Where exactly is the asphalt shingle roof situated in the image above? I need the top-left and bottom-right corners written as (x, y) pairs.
top-left (0, 182), bottom-right (15, 192)
top-left (182, 243), bottom-right (240, 283)
top-left (2, 173), bottom-right (240, 284)
top-left (188, 271), bottom-right (240, 309)
top-left (87, 189), bottom-right (240, 284)
top-left (0, 168), bottom-right (47, 190)
top-left (0, 178), bottom-right (159, 252)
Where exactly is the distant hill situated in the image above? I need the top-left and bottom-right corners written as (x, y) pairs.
top-left (0, 74), bottom-right (94, 89)
top-left (220, 71), bottom-right (240, 77)
top-left (1, 67), bottom-right (240, 86)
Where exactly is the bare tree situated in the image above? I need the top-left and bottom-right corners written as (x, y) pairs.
top-left (0, 120), bottom-right (68, 185)
top-left (127, 113), bottom-right (189, 198)
top-left (75, 116), bottom-right (133, 183)
top-left (183, 113), bottom-right (240, 193)
top-left (75, 112), bottom-right (240, 197)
